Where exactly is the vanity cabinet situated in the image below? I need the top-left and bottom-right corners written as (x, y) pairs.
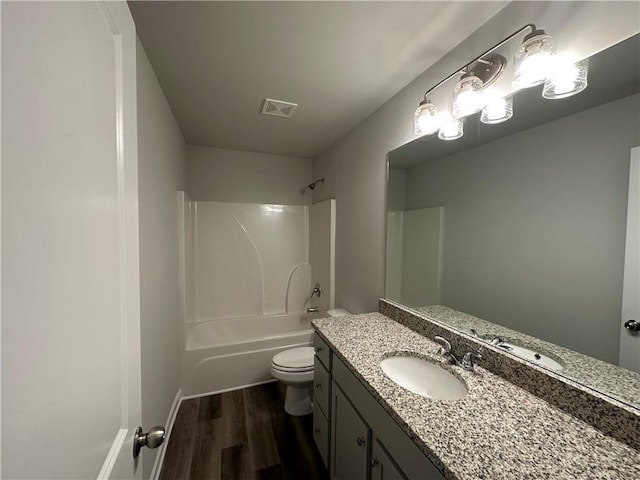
top-left (313, 333), bottom-right (445, 480)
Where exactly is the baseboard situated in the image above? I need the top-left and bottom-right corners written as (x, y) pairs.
top-left (149, 388), bottom-right (183, 480)
top-left (180, 378), bottom-right (277, 401)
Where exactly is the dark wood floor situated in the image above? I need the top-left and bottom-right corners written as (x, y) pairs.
top-left (160, 382), bottom-right (329, 480)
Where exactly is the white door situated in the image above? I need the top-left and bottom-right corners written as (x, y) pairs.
top-left (620, 146), bottom-right (640, 373)
top-left (2, 2), bottom-right (142, 478)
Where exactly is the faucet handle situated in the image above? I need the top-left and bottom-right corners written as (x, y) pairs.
top-left (462, 347), bottom-right (483, 370)
top-left (434, 336), bottom-right (451, 354)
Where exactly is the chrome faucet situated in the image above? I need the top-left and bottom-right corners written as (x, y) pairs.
top-left (434, 336), bottom-right (483, 371)
top-left (311, 282), bottom-right (322, 298)
top-left (434, 336), bottom-right (460, 364)
top-left (461, 349), bottom-right (483, 370)
top-left (470, 329), bottom-right (502, 346)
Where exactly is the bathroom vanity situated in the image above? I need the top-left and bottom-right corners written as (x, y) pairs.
top-left (311, 312), bottom-right (640, 480)
top-left (312, 333), bottom-right (444, 479)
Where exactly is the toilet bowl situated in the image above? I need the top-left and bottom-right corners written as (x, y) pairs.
top-left (271, 308), bottom-right (351, 416)
top-left (271, 346), bottom-right (315, 416)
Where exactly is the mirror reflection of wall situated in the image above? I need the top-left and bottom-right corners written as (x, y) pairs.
top-left (386, 34), bottom-right (640, 366)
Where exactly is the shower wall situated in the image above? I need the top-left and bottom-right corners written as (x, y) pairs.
top-left (386, 206), bottom-right (443, 307)
top-left (193, 201), bottom-right (309, 322)
top-left (309, 199), bottom-right (336, 310)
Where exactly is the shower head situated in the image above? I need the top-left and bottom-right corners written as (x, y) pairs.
top-left (308, 178), bottom-right (325, 190)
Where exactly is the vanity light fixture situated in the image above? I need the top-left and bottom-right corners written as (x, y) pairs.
top-left (512, 29), bottom-right (556, 89)
top-left (452, 53), bottom-right (506, 118)
top-left (413, 23), bottom-right (588, 141)
top-left (452, 73), bottom-right (486, 118)
top-left (414, 99), bottom-right (439, 136)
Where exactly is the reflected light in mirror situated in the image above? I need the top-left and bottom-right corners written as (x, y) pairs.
top-left (543, 57), bottom-right (589, 99)
top-left (437, 113), bottom-right (463, 140)
top-left (481, 95), bottom-right (513, 124)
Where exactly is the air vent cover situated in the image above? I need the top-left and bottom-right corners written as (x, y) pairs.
top-left (261, 98), bottom-right (298, 118)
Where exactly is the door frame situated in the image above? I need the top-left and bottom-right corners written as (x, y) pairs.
top-left (620, 146), bottom-right (640, 372)
top-left (94, 1), bottom-right (143, 477)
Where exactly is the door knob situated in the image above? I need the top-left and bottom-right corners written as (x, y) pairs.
top-left (133, 425), bottom-right (165, 458)
top-left (624, 319), bottom-right (640, 332)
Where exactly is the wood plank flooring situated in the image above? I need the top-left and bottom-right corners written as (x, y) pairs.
top-left (160, 382), bottom-right (329, 480)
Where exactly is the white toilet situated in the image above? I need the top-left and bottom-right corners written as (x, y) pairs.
top-left (271, 308), bottom-right (351, 416)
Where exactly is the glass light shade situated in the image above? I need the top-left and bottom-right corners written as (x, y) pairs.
top-left (481, 95), bottom-right (513, 124)
top-left (512, 33), bottom-right (556, 89)
top-left (437, 114), bottom-right (463, 141)
top-left (414, 100), bottom-right (439, 136)
top-left (543, 58), bottom-right (588, 99)
top-left (452, 75), bottom-right (486, 117)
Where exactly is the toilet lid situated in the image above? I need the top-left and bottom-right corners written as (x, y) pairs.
top-left (272, 346), bottom-right (314, 370)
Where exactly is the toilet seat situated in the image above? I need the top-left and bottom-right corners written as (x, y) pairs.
top-left (271, 364), bottom-right (313, 373)
top-left (271, 346), bottom-right (314, 371)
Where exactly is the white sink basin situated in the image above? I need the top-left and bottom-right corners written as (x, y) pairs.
top-left (380, 355), bottom-right (467, 400)
top-left (496, 342), bottom-right (564, 370)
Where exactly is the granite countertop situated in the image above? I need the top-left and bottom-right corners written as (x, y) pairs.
top-left (312, 312), bottom-right (640, 480)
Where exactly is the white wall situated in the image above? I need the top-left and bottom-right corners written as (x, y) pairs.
top-left (187, 145), bottom-right (313, 205)
top-left (136, 38), bottom-right (187, 477)
top-left (312, 1), bottom-right (640, 313)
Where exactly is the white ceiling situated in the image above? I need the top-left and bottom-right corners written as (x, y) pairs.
top-left (129, 1), bottom-right (508, 158)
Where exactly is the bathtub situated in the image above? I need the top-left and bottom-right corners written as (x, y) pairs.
top-left (182, 312), bottom-right (324, 396)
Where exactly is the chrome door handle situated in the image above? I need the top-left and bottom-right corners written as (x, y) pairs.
top-left (133, 426), bottom-right (165, 458)
top-left (624, 319), bottom-right (640, 331)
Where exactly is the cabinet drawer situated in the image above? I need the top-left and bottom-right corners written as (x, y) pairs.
top-left (314, 356), bottom-right (331, 417)
top-left (314, 334), bottom-right (331, 370)
top-left (313, 400), bottom-right (330, 468)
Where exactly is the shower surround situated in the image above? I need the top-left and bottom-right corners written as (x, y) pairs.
top-left (177, 192), bottom-right (335, 395)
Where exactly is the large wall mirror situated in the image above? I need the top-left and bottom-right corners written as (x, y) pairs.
top-left (386, 34), bottom-right (640, 408)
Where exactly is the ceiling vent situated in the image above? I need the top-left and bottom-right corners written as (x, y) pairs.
top-left (261, 98), bottom-right (298, 118)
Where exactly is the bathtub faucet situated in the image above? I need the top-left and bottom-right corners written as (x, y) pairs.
top-left (311, 282), bottom-right (322, 298)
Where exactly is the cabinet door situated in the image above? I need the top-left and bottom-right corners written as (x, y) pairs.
top-left (332, 383), bottom-right (370, 480)
top-left (313, 400), bottom-right (330, 468)
top-left (314, 356), bottom-right (331, 417)
top-left (371, 438), bottom-right (408, 480)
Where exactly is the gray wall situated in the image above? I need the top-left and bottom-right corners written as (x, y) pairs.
top-left (312, 1), bottom-right (640, 314)
top-left (137, 38), bottom-right (187, 477)
top-left (187, 145), bottom-right (312, 205)
top-left (404, 93), bottom-right (640, 363)
top-left (387, 168), bottom-right (407, 211)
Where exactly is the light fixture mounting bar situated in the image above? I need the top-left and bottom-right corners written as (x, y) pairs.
top-left (421, 23), bottom-right (537, 101)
